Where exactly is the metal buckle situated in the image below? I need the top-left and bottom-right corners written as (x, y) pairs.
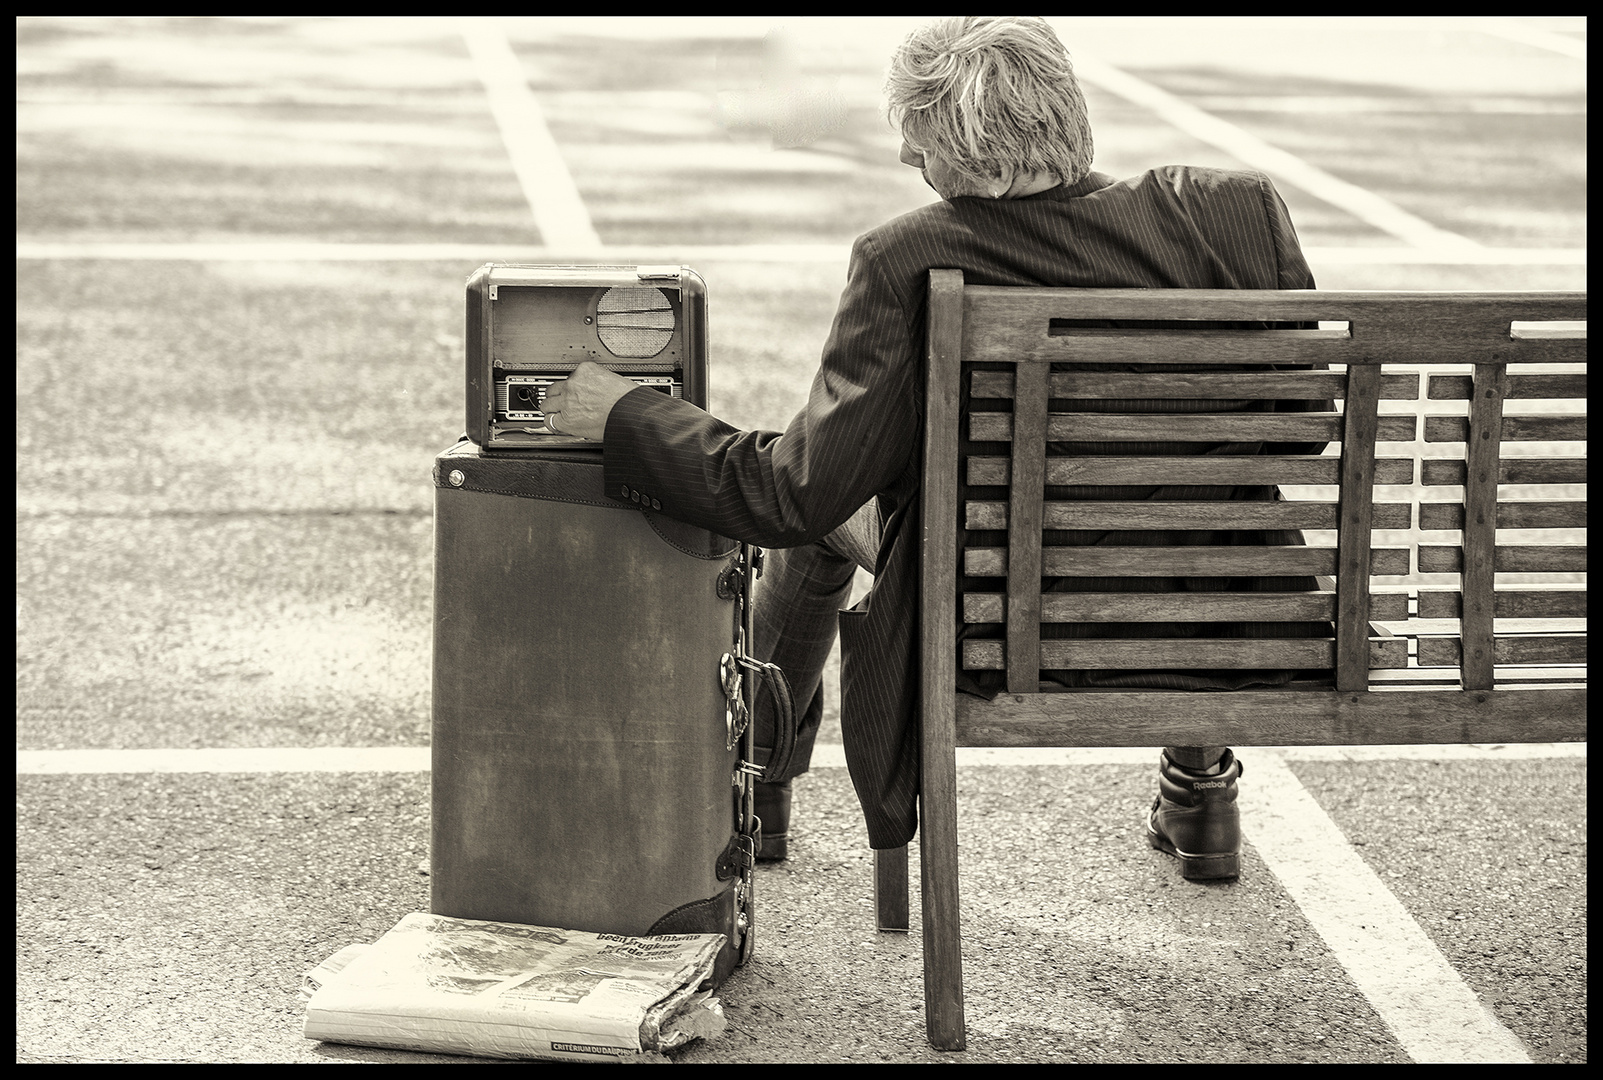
top-left (721, 651), bottom-right (749, 751)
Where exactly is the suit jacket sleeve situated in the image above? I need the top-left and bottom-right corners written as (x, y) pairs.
top-left (602, 233), bottom-right (920, 547)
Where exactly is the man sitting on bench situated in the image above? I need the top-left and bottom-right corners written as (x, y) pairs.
top-left (541, 16), bottom-right (1328, 882)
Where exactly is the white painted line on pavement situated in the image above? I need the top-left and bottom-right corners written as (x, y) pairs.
top-left (9, 242), bottom-right (849, 263)
top-left (460, 19), bottom-right (602, 252)
top-left (1067, 51), bottom-right (1484, 252)
top-left (13, 242), bottom-right (1586, 265)
top-left (1240, 752), bottom-right (1532, 1063)
top-left (824, 743), bottom-right (1586, 768)
top-left (1303, 246), bottom-right (1584, 265)
top-left (16, 747), bottom-right (431, 774)
top-left (15, 743), bottom-right (1582, 774)
top-left (1473, 18), bottom-right (1586, 60)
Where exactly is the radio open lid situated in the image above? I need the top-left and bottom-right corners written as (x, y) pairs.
top-left (635, 265), bottom-right (685, 282)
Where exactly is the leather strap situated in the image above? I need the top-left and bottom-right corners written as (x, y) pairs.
top-left (747, 660), bottom-right (797, 783)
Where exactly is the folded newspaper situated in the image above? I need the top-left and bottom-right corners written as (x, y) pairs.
top-left (302, 912), bottom-right (727, 1061)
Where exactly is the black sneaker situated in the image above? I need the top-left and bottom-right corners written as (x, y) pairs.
top-left (754, 779), bottom-right (791, 862)
top-left (1146, 749), bottom-right (1242, 881)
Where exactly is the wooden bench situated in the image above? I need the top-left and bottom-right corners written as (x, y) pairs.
top-left (874, 270), bottom-right (1587, 1050)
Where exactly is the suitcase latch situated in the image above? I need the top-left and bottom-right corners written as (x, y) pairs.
top-left (720, 652), bottom-right (749, 751)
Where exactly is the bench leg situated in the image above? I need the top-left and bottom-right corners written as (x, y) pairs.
top-left (919, 781), bottom-right (965, 1049)
top-left (874, 845), bottom-right (910, 932)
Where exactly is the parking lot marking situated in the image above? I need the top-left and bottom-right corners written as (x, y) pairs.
top-left (1473, 18), bottom-right (1587, 60)
top-left (1070, 52), bottom-right (1484, 253)
top-left (16, 747), bottom-right (431, 774)
top-left (1171, 95), bottom-right (1585, 115)
top-left (13, 242), bottom-right (1586, 265)
top-left (460, 20), bottom-right (602, 252)
top-left (15, 740), bottom-right (1577, 775)
top-left (1241, 753), bottom-right (1532, 1063)
top-left (17, 743), bottom-right (1582, 774)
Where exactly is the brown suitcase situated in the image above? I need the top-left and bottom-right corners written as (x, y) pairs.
top-left (430, 443), bottom-right (782, 985)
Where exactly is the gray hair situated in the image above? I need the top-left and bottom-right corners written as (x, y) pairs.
top-left (885, 17), bottom-right (1094, 188)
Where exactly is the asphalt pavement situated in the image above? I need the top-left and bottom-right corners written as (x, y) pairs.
top-left (15, 747), bottom-right (1587, 1062)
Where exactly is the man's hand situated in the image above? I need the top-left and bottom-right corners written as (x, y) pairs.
top-left (539, 362), bottom-right (640, 441)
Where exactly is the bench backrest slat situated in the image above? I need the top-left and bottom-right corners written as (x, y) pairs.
top-left (1422, 459), bottom-right (1585, 485)
top-left (970, 456), bottom-right (1416, 486)
top-left (1429, 373), bottom-right (1587, 399)
top-left (964, 546), bottom-right (1412, 578)
top-left (966, 500), bottom-right (1413, 531)
top-left (1335, 362), bottom-right (1382, 692)
top-left (968, 412), bottom-right (1419, 442)
top-left (1006, 361), bottom-right (1050, 694)
top-left (963, 287), bottom-right (1585, 366)
top-left (1418, 545), bottom-right (1586, 574)
top-left (974, 370), bottom-right (1423, 399)
top-left (964, 590), bottom-right (1406, 624)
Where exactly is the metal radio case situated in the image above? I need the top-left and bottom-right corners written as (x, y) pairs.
top-left (465, 263), bottom-right (707, 453)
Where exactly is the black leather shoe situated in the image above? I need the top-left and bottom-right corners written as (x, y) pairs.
top-left (1147, 749), bottom-right (1242, 881)
top-left (754, 779), bottom-right (791, 862)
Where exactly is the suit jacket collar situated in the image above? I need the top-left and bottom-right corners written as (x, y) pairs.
top-left (1030, 170), bottom-right (1120, 202)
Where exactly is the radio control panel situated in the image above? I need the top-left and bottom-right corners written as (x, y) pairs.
top-left (465, 265), bottom-right (706, 453)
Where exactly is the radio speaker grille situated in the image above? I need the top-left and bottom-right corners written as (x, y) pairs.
top-left (597, 287), bottom-right (675, 358)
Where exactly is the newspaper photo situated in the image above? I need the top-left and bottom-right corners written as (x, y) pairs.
top-left (302, 912), bottom-right (728, 1061)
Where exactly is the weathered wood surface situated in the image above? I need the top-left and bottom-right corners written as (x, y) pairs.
top-left (1418, 544), bottom-right (1587, 573)
top-left (964, 546), bottom-right (1412, 576)
top-left (1418, 502), bottom-right (1586, 530)
top-left (1335, 363), bottom-right (1382, 693)
top-left (1416, 590), bottom-right (1587, 619)
top-left (918, 268), bottom-right (967, 1051)
top-left (967, 455), bottom-right (1415, 486)
top-left (969, 412), bottom-right (1418, 442)
top-left (965, 500), bottom-right (1412, 531)
top-left (1417, 635), bottom-right (1588, 668)
top-left (1006, 362), bottom-right (1050, 694)
top-left (961, 637), bottom-right (1409, 671)
top-left (969, 370), bottom-right (1420, 400)
top-left (1425, 415), bottom-right (1587, 442)
top-left (953, 687), bottom-right (1589, 746)
top-left (1421, 458), bottom-right (1587, 485)
top-left (1428, 372), bottom-right (1587, 399)
top-left (873, 846), bottom-right (909, 933)
top-left (962, 590), bottom-right (1408, 624)
top-left (961, 288), bottom-right (1587, 366)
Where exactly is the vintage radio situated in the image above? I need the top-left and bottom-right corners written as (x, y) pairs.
top-left (465, 263), bottom-right (707, 453)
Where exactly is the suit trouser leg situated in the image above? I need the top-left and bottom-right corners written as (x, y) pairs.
top-left (748, 501), bottom-right (1223, 777)
top-left (750, 501), bottom-right (880, 779)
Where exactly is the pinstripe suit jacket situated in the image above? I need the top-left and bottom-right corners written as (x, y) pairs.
top-left (603, 166), bottom-right (1316, 848)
